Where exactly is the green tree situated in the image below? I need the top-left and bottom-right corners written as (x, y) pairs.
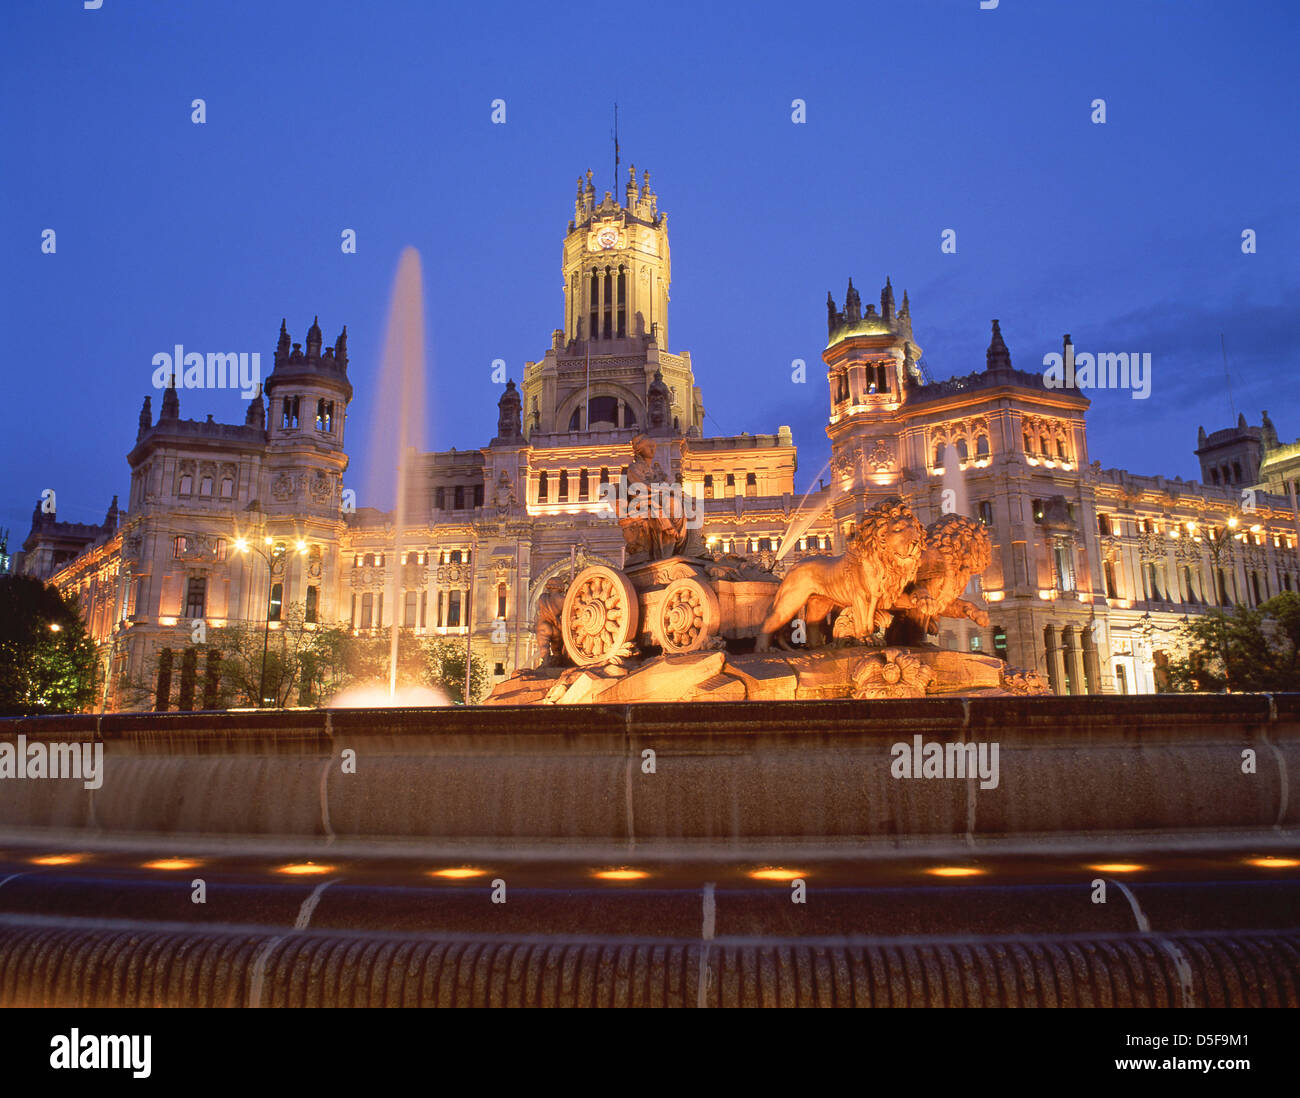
top-left (0, 575), bottom-right (99, 716)
top-left (423, 637), bottom-right (490, 704)
top-left (1164, 592), bottom-right (1300, 693)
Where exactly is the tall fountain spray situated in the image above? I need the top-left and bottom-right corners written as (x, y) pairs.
top-left (372, 247), bottom-right (428, 699)
top-left (940, 442), bottom-right (969, 518)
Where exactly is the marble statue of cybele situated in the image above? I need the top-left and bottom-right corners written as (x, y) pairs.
top-left (618, 434), bottom-right (688, 563)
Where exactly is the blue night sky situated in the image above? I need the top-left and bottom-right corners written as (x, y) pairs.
top-left (2, 0), bottom-right (1297, 540)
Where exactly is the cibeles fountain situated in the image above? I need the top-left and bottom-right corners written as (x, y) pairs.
top-left (487, 442), bottom-right (1048, 706)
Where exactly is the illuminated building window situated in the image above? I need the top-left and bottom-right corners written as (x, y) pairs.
top-left (957, 439), bottom-right (969, 463)
top-left (268, 582), bottom-right (283, 622)
top-left (185, 577), bottom-right (206, 619)
top-left (704, 474), bottom-right (713, 499)
top-left (173, 536), bottom-right (187, 558)
top-left (281, 396), bottom-right (299, 429)
top-left (993, 627), bottom-right (1007, 660)
top-left (214, 539), bottom-right (226, 562)
top-left (978, 501), bottom-right (993, 527)
top-left (579, 469), bottom-right (589, 501)
top-left (976, 435), bottom-right (990, 458)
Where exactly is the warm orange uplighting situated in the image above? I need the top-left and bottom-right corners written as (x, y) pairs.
top-left (29, 854), bottom-right (85, 866)
top-left (142, 858), bottom-right (202, 871)
top-left (748, 867), bottom-right (805, 881)
top-left (276, 862), bottom-right (334, 876)
top-left (925, 866), bottom-right (985, 878)
top-left (1246, 856), bottom-right (1300, 869)
top-left (593, 868), bottom-right (650, 881)
top-left (429, 867), bottom-right (488, 879)
top-left (1089, 863), bottom-right (1145, 873)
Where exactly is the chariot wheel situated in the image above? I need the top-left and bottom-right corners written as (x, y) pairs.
top-left (561, 565), bottom-right (640, 666)
top-left (655, 576), bottom-right (721, 655)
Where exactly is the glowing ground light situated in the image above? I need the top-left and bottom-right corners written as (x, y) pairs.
top-left (925, 866), bottom-right (985, 878)
top-left (1247, 856), bottom-right (1300, 869)
top-left (29, 854), bottom-right (85, 866)
top-left (748, 868), bottom-right (805, 881)
top-left (276, 862), bottom-right (334, 876)
top-left (142, 858), bottom-right (202, 871)
top-left (429, 867), bottom-right (488, 879)
top-left (593, 868), bottom-right (650, 881)
top-left (1089, 863), bottom-right (1145, 873)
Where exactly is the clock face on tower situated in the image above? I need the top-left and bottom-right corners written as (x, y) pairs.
top-left (587, 221), bottom-right (626, 252)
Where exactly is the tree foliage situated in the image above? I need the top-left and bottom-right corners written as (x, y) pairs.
top-left (0, 575), bottom-right (99, 716)
top-left (1163, 592), bottom-right (1300, 693)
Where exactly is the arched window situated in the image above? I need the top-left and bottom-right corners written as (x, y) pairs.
top-left (179, 475), bottom-right (193, 495)
top-left (1023, 431), bottom-right (1033, 453)
top-left (876, 364), bottom-right (890, 393)
top-left (199, 476), bottom-right (213, 496)
top-left (588, 396), bottom-right (619, 427)
top-left (1039, 435), bottom-right (1050, 457)
top-left (1232, 461), bottom-right (1243, 481)
top-left (1210, 468), bottom-right (1220, 485)
top-left (617, 265), bottom-right (627, 338)
top-left (268, 583), bottom-right (283, 622)
top-left (1057, 437), bottom-right (1068, 460)
top-left (569, 407), bottom-right (582, 431)
top-left (956, 439), bottom-right (969, 463)
top-left (976, 435), bottom-right (990, 458)
top-left (220, 477), bottom-right (234, 498)
top-left (497, 582), bottom-right (507, 620)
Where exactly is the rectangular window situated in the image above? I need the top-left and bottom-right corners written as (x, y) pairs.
top-left (435, 487), bottom-right (445, 510)
top-left (448, 589), bottom-right (462, 628)
top-left (473, 484), bottom-right (484, 508)
top-left (454, 486), bottom-right (465, 509)
top-left (404, 591), bottom-right (418, 627)
top-left (305, 585), bottom-right (319, 623)
top-left (978, 501), bottom-right (993, 527)
top-left (420, 590), bottom-right (427, 628)
top-left (173, 536), bottom-right (187, 558)
top-left (214, 538), bottom-right (226, 562)
top-left (184, 577), bottom-right (206, 619)
top-left (268, 582), bottom-right (283, 622)
top-left (350, 593), bottom-right (357, 627)
top-left (360, 592), bottom-right (373, 628)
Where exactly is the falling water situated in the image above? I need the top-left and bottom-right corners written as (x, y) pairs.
top-left (370, 247), bottom-right (429, 699)
top-left (775, 458), bottom-right (842, 563)
top-left (940, 442), bottom-right (968, 517)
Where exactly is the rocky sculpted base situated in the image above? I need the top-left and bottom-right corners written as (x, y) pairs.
top-left (486, 644), bottom-right (1048, 705)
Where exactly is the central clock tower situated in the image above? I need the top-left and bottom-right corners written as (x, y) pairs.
top-left (521, 164), bottom-right (701, 441)
top-left (562, 166), bottom-right (672, 349)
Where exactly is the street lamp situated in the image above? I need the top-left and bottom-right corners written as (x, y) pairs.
top-left (234, 535), bottom-right (307, 707)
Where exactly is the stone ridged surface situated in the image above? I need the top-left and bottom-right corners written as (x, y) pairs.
top-left (1, 921), bottom-right (1295, 1007)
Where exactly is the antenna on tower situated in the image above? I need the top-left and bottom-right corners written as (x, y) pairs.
top-left (612, 102), bottom-right (620, 193)
top-left (1221, 333), bottom-right (1236, 421)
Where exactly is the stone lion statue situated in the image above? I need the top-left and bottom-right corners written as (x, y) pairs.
top-left (886, 513), bottom-right (992, 646)
top-left (756, 496), bottom-right (925, 649)
top-left (535, 577), bottom-right (569, 667)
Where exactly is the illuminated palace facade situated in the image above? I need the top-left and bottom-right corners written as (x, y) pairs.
top-left (27, 166), bottom-right (1300, 708)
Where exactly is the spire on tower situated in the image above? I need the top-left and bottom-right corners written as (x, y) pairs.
top-left (900, 289), bottom-right (910, 319)
top-left (137, 395), bottom-right (152, 441)
top-left (160, 373), bottom-right (179, 420)
top-left (306, 315), bottom-right (323, 361)
top-left (881, 276), bottom-right (895, 321)
top-left (986, 319), bottom-right (1012, 372)
top-left (844, 278), bottom-right (861, 323)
